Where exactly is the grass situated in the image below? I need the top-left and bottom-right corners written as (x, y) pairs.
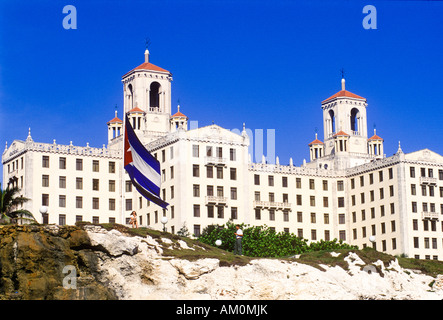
top-left (78, 222), bottom-right (443, 276)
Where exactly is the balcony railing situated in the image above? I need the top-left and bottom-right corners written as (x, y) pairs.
top-left (205, 196), bottom-right (227, 205)
top-left (421, 211), bottom-right (439, 220)
top-left (253, 200), bottom-right (292, 211)
top-left (420, 177), bottom-right (437, 185)
top-left (205, 156), bottom-right (226, 166)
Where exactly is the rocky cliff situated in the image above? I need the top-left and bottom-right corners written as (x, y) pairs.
top-left (0, 224), bottom-right (442, 300)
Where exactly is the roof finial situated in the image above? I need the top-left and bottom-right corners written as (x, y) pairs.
top-left (397, 141), bottom-right (403, 154)
top-left (340, 68), bottom-right (345, 90)
top-left (144, 38), bottom-right (151, 63)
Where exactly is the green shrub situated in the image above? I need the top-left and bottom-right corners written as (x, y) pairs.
top-left (198, 221), bottom-right (358, 258)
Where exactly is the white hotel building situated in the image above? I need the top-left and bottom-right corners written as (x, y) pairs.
top-left (3, 49), bottom-right (443, 260)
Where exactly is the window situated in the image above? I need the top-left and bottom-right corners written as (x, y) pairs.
top-left (255, 209), bottom-right (261, 220)
top-left (193, 205), bottom-right (200, 217)
top-left (268, 175), bottom-right (274, 186)
top-left (269, 209), bottom-right (275, 221)
top-left (351, 178), bottom-right (355, 189)
top-left (42, 175), bottom-right (49, 187)
top-left (311, 229), bottom-right (317, 241)
top-left (93, 160), bottom-right (99, 172)
top-left (379, 170), bottom-right (383, 182)
top-left (42, 156), bottom-right (49, 168)
top-left (230, 168), bottom-right (237, 180)
top-left (216, 147), bottom-right (223, 158)
top-left (296, 195), bottom-right (302, 206)
top-left (92, 179), bottom-right (99, 191)
top-left (207, 206), bottom-right (214, 218)
top-left (410, 166), bottom-right (415, 178)
top-left (217, 186), bottom-right (224, 197)
top-left (194, 225), bottom-right (201, 237)
top-left (310, 212), bottom-right (316, 223)
top-left (206, 166), bottom-right (213, 178)
top-left (125, 199), bottom-right (132, 211)
top-left (297, 212), bottom-right (303, 223)
top-left (59, 157), bottom-right (66, 169)
top-left (360, 176), bottom-right (364, 187)
top-left (324, 213), bottom-right (329, 224)
top-left (421, 167), bottom-right (426, 177)
top-left (170, 186), bottom-right (174, 199)
top-left (76, 178), bottom-right (83, 190)
top-left (230, 148), bottom-right (236, 161)
top-left (309, 179), bottom-right (315, 190)
top-left (254, 174), bottom-right (260, 185)
top-left (337, 180), bottom-right (343, 191)
top-left (76, 159), bottom-right (83, 171)
top-left (254, 191), bottom-right (260, 201)
top-left (339, 214), bottom-right (345, 224)
top-left (207, 185), bottom-right (214, 196)
top-left (76, 196), bottom-right (83, 209)
top-left (192, 145), bottom-right (199, 157)
top-left (217, 167), bottom-right (223, 179)
top-left (59, 195), bottom-right (66, 208)
top-left (217, 206), bottom-right (224, 219)
top-left (283, 211), bottom-right (289, 222)
top-left (161, 150), bottom-right (165, 162)
top-left (411, 184), bottom-right (416, 195)
top-left (296, 178), bottom-right (301, 188)
top-left (439, 169), bottom-right (443, 180)
top-left (170, 146), bottom-right (174, 160)
top-left (228, 207), bottom-right (237, 220)
top-left (323, 180), bottom-right (328, 191)
top-left (269, 192), bottom-right (275, 202)
top-left (193, 184), bottom-right (200, 197)
top-left (389, 185), bottom-right (394, 197)
top-left (389, 168), bottom-right (393, 179)
top-left (338, 197), bottom-right (344, 208)
top-left (109, 161), bottom-right (116, 173)
top-left (126, 181), bottom-right (132, 192)
top-left (369, 173), bottom-right (374, 184)
top-left (109, 199), bottom-right (116, 211)
top-left (206, 146), bottom-right (212, 157)
top-left (59, 176), bottom-right (66, 189)
top-left (59, 214), bottom-right (66, 226)
top-left (282, 177), bottom-right (288, 188)
top-left (231, 187), bottom-right (237, 200)
top-left (92, 198), bottom-right (99, 209)
top-left (412, 202), bottom-right (417, 213)
top-left (193, 165), bottom-right (200, 177)
top-left (310, 196), bottom-right (315, 207)
top-left (109, 180), bottom-right (115, 192)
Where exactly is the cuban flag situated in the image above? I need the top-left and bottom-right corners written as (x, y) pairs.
top-left (124, 114), bottom-right (169, 209)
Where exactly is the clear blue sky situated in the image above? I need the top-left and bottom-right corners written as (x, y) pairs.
top-left (1, 0), bottom-right (442, 185)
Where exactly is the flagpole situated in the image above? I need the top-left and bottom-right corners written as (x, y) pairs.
top-left (121, 108), bottom-right (126, 225)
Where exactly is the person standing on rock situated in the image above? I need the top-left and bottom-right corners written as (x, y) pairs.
top-left (234, 224), bottom-right (243, 255)
top-left (130, 211), bottom-right (138, 228)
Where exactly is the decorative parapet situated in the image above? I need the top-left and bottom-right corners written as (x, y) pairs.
top-left (3, 140), bottom-right (121, 164)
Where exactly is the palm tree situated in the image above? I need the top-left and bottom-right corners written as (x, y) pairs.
top-left (0, 183), bottom-right (35, 224)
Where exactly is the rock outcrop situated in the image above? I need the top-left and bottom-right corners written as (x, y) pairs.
top-left (0, 224), bottom-right (442, 300)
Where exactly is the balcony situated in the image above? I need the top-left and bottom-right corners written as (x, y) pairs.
top-left (420, 176), bottom-right (437, 185)
top-left (205, 196), bottom-right (227, 206)
top-left (421, 211), bottom-right (439, 220)
top-left (253, 201), bottom-right (292, 211)
top-left (205, 156), bottom-right (226, 166)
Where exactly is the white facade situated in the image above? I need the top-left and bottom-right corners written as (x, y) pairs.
top-left (3, 50), bottom-right (443, 261)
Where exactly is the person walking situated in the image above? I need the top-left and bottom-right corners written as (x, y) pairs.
top-left (234, 224), bottom-right (243, 255)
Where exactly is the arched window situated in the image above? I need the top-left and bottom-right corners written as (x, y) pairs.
top-left (127, 84), bottom-right (134, 109)
top-left (329, 110), bottom-right (335, 134)
top-left (150, 82), bottom-right (161, 111)
top-left (350, 108), bottom-right (360, 133)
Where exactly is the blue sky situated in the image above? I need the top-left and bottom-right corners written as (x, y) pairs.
top-left (1, 0), bottom-right (442, 185)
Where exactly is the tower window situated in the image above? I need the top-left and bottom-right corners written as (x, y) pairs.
top-left (350, 108), bottom-right (360, 133)
top-left (150, 82), bottom-right (161, 110)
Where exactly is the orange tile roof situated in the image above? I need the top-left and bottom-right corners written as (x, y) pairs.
top-left (171, 110), bottom-right (188, 119)
top-left (333, 130), bottom-right (350, 137)
top-left (107, 117), bottom-right (122, 125)
top-left (123, 62), bottom-right (170, 78)
top-left (322, 90), bottom-right (366, 103)
top-left (128, 107), bottom-right (145, 114)
top-left (309, 138), bottom-right (324, 146)
top-left (368, 134), bottom-right (383, 141)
